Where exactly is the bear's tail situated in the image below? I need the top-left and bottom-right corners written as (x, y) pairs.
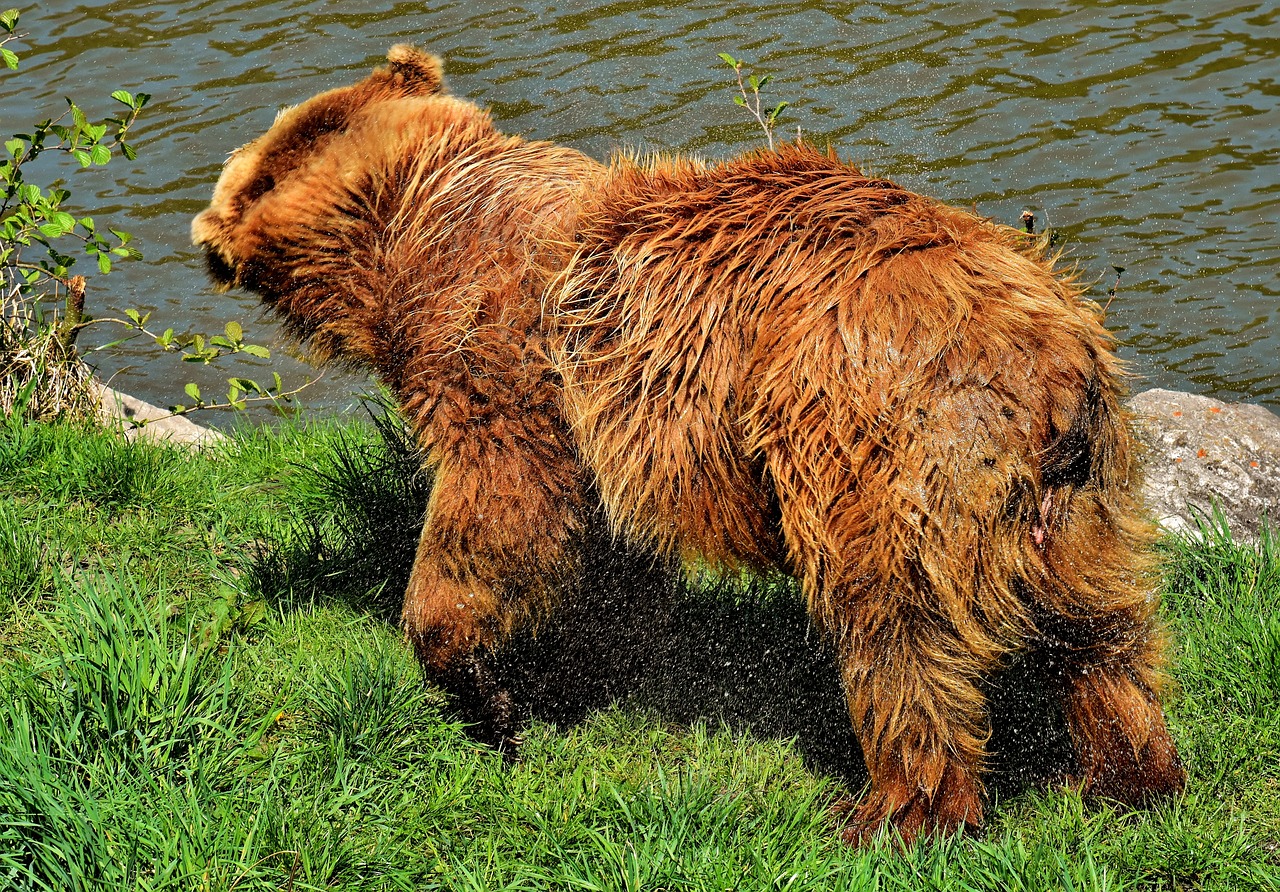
top-left (1032, 372), bottom-right (1136, 541)
top-left (1020, 365), bottom-right (1164, 673)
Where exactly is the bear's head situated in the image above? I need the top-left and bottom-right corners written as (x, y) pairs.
top-left (191, 44), bottom-right (472, 299)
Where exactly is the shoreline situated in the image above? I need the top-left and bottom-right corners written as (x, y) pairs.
top-left (91, 378), bottom-right (1278, 540)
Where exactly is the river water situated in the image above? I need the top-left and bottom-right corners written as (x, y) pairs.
top-left (3, 1), bottom-right (1277, 416)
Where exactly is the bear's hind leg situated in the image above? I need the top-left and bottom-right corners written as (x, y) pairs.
top-left (1030, 495), bottom-right (1185, 805)
top-left (1063, 656), bottom-right (1184, 806)
top-left (761, 397), bottom-right (1015, 845)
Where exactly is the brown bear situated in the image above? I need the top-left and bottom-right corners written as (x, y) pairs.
top-left (192, 45), bottom-right (1185, 846)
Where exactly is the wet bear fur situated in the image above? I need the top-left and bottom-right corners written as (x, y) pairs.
top-left (192, 46), bottom-right (1185, 845)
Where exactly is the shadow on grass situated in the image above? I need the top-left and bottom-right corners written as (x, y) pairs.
top-left (246, 399), bottom-right (1074, 798)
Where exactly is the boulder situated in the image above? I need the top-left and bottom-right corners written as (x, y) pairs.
top-left (1129, 388), bottom-right (1279, 540)
top-left (92, 379), bottom-right (225, 447)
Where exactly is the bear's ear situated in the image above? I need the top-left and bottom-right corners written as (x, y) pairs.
top-left (385, 44), bottom-right (446, 95)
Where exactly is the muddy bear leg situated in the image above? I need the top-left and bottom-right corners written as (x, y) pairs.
top-left (402, 517), bottom-right (520, 755)
top-left (401, 437), bottom-right (589, 757)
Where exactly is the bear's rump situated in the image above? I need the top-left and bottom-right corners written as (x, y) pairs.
top-left (559, 242), bottom-right (1107, 581)
top-left (553, 145), bottom-right (1117, 580)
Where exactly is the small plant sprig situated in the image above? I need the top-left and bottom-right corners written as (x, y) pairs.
top-left (718, 53), bottom-right (789, 150)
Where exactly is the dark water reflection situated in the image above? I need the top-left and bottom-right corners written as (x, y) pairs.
top-left (2, 0), bottom-right (1276, 413)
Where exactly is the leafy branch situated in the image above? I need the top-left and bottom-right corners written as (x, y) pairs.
top-left (1, 11), bottom-right (149, 293)
top-left (1, 8), bottom-right (309, 423)
top-left (76, 313), bottom-right (317, 416)
top-left (718, 52), bottom-right (789, 150)
top-left (163, 373), bottom-right (320, 419)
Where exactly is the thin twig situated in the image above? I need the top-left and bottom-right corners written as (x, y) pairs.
top-left (1104, 266), bottom-right (1125, 314)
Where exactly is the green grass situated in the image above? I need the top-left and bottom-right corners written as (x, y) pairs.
top-left (0, 409), bottom-right (1277, 891)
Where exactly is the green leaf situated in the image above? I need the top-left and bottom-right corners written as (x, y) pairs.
top-left (89, 143), bottom-right (110, 165)
top-left (5, 137), bottom-right (23, 158)
top-left (758, 75), bottom-right (772, 89)
top-left (111, 90), bottom-right (134, 106)
top-left (51, 211), bottom-right (76, 231)
top-left (224, 320), bottom-right (243, 343)
top-left (184, 382), bottom-right (202, 402)
top-left (230, 377), bottom-right (265, 394)
top-left (97, 252), bottom-right (111, 274)
top-left (121, 143), bottom-right (137, 161)
top-left (747, 74), bottom-right (759, 91)
top-left (1, 48), bottom-right (17, 70)
top-left (0, 8), bottom-right (19, 31)
top-left (38, 222), bottom-right (65, 238)
top-left (72, 148), bottom-right (92, 168)
top-left (69, 101), bottom-right (89, 132)
top-left (242, 344), bottom-right (270, 359)
top-left (124, 308), bottom-right (142, 325)
top-left (733, 95), bottom-right (746, 107)
top-left (717, 52), bottom-right (738, 67)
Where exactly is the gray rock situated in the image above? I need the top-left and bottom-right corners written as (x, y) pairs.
top-left (1129, 388), bottom-right (1279, 540)
top-left (92, 379), bottom-right (225, 447)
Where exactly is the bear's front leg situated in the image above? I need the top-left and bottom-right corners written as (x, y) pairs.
top-left (402, 526), bottom-right (520, 754)
top-left (400, 423), bottom-right (590, 757)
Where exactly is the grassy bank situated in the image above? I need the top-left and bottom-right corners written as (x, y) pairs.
top-left (1, 411), bottom-right (1277, 891)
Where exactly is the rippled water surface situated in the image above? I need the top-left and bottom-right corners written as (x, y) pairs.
top-left (3, 1), bottom-right (1277, 413)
